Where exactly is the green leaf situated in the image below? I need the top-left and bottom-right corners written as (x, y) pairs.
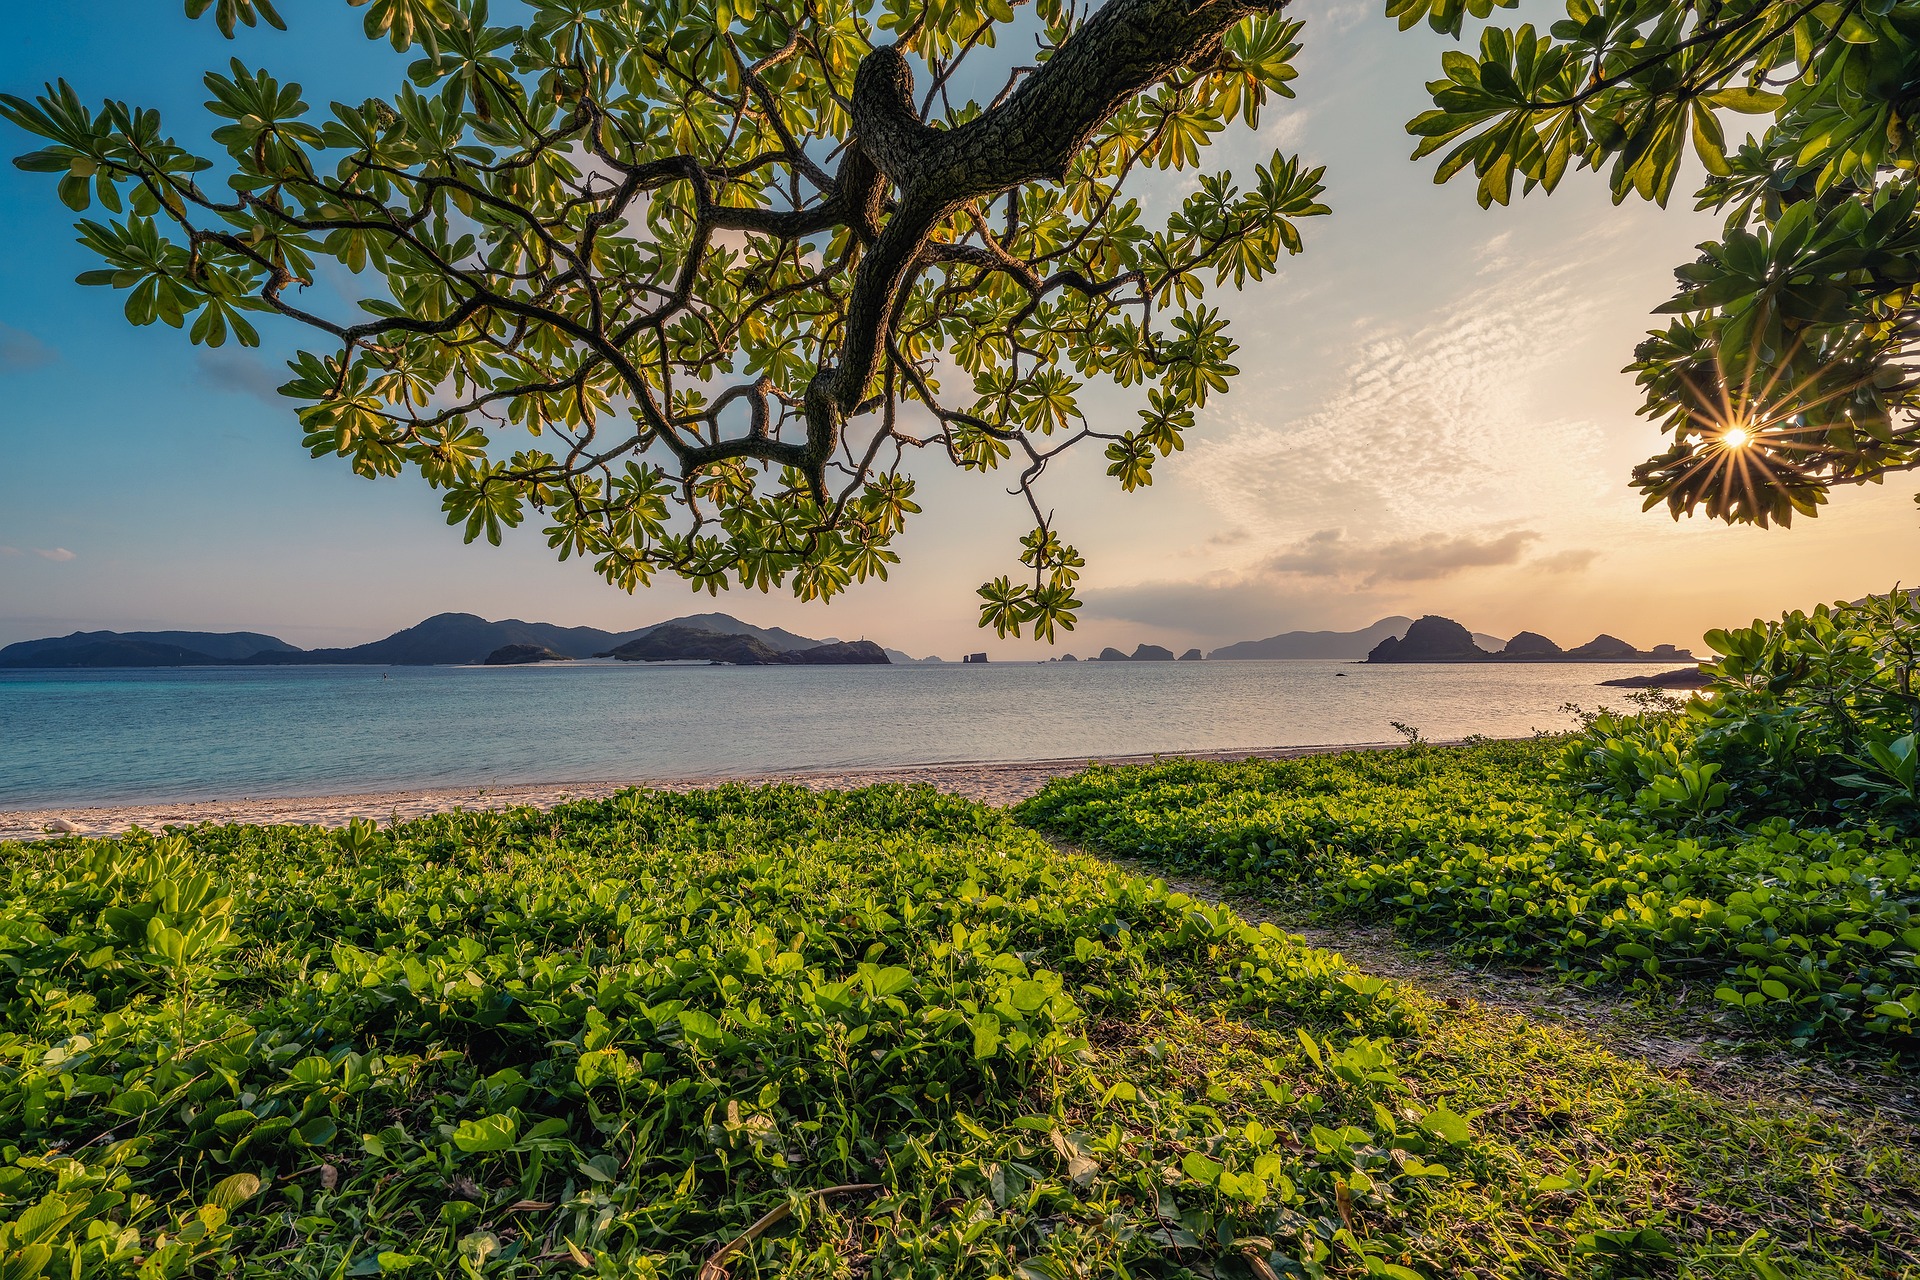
top-left (972, 1013), bottom-right (1002, 1060)
top-left (208, 1172), bottom-right (261, 1210)
top-left (451, 1114), bottom-right (518, 1154)
top-left (1418, 1105), bottom-right (1472, 1145)
top-left (1181, 1150), bottom-right (1224, 1186)
top-left (1707, 87), bottom-right (1785, 114)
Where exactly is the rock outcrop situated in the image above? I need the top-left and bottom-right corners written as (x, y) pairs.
top-left (777, 640), bottom-right (890, 664)
top-left (483, 644), bottom-right (568, 665)
top-left (1096, 647), bottom-right (1128, 661)
top-left (1366, 616), bottom-right (1489, 663)
top-left (1600, 666), bottom-right (1710, 688)
top-left (1566, 634), bottom-right (1640, 660)
top-left (1502, 630), bottom-right (1563, 658)
top-left (1132, 644), bottom-right (1176, 660)
top-left (1179, 648), bottom-right (1204, 661)
top-left (1366, 616), bottom-right (1694, 663)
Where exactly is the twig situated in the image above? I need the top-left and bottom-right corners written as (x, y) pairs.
top-left (696, 1183), bottom-right (880, 1280)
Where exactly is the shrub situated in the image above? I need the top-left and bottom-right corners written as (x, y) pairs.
top-left (1572, 593), bottom-right (1920, 829)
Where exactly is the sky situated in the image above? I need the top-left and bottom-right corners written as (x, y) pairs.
top-left (2, 0), bottom-right (1916, 659)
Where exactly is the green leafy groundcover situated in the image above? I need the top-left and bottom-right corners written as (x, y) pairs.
top-left (1, 784), bottom-right (1912, 1279)
top-left (1015, 741), bottom-right (1920, 1049)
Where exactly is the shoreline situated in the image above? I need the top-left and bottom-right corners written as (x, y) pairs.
top-left (0, 740), bottom-right (1401, 841)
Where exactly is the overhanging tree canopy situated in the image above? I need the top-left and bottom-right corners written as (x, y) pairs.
top-left (3, 0), bottom-right (1321, 639)
top-left (7, 0), bottom-right (1916, 639)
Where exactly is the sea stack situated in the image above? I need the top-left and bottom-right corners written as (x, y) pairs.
top-left (1501, 630), bottom-right (1563, 658)
top-left (1365, 615), bottom-right (1489, 663)
top-left (1566, 634), bottom-right (1640, 659)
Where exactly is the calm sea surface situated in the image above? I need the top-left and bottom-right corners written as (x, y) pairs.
top-left (0, 659), bottom-right (1666, 808)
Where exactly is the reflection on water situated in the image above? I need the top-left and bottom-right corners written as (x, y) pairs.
top-left (0, 659), bottom-right (1664, 808)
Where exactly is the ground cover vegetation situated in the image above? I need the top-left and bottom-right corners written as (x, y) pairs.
top-left (1016, 600), bottom-right (1920, 1052)
top-left (5, 786), bottom-right (1915, 1277)
top-left (11, 0), bottom-right (1920, 638)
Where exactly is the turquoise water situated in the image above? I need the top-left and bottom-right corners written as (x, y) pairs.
top-left (0, 659), bottom-right (1660, 808)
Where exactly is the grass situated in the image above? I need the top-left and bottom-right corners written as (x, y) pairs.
top-left (0, 782), bottom-right (1914, 1278)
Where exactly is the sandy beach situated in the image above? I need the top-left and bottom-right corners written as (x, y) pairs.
top-left (0, 740), bottom-right (1401, 841)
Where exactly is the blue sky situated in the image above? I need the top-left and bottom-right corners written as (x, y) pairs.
top-left (3, 0), bottom-right (1916, 658)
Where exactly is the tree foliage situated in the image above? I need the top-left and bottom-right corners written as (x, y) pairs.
top-left (1408, 0), bottom-right (1920, 527)
top-left (3, 0), bottom-right (1323, 638)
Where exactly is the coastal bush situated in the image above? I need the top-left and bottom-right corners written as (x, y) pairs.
top-left (1016, 742), bottom-right (1920, 1048)
top-left (1568, 594), bottom-right (1920, 829)
top-left (4, 786), bottom-right (1913, 1277)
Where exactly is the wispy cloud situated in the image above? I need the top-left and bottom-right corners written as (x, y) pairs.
top-left (1088, 527), bottom-right (1599, 641)
top-left (0, 546), bottom-right (20, 557)
top-left (1535, 548), bottom-right (1601, 573)
top-left (1181, 224), bottom-right (1640, 549)
top-left (34, 547), bottom-right (76, 562)
top-left (0, 324), bottom-right (56, 372)
top-left (198, 350), bottom-right (287, 405)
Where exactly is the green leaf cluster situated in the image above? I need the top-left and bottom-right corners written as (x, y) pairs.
top-left (3, 0), bottom-right (1327, 636)
top-left (1403, 0), bottom-right (1920, 525)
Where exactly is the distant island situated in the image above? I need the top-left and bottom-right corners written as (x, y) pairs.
top-left (0, 612), bottom-right (931, 669)
top-left (1, 609), bottom-right (1697, 671)
top-left (600, 624), bottom-right (888, 666)
top-left (1047, 645), bottom-right (1203, 662)
top-left (1365, 615), bottom-right (1693, 664)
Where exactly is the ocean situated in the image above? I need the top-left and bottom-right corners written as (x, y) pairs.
top-left (0, 658), bottom-right (1666, 809)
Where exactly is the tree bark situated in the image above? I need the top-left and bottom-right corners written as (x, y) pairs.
top-left (800, 0), bottom-right (1285, 480)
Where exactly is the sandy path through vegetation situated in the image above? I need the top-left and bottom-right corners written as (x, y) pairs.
top-left (1115, 855), bottom-right (1920, 1130)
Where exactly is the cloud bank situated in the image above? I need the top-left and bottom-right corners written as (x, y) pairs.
top-left (1263, 527), bottom-right (1541, 587)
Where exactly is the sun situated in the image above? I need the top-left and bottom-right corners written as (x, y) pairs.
top-left (1720, 426), bottom-right (1753, 449)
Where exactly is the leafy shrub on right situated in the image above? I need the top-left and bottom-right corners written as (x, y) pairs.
top-left (1575, 592), bottom-right (1920, 827)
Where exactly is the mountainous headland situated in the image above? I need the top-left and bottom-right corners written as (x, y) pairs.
top-left (1207, 616), bottom-right (1507, 659)
top-left (0, 612), bottom-right (921, 669)
top-left (1366, 615), bottom-right (1694, 664)
top-left (3, 610), bottom-right (1696, 671)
